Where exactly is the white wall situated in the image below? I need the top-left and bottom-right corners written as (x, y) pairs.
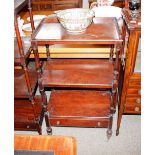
top-left (83, 0), bottom-right (89, 8)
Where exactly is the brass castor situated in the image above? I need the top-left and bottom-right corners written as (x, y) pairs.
top-left (107, 129), bottom-right (112, 140)
top-left (116, 129), bottom-right (119, 136)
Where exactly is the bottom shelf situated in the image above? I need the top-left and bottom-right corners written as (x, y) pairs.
top-left (48, 90), bottom-right (111, 128)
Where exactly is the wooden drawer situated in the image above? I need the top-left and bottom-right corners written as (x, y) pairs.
top-left (128, 79), bottom-right (141, 87)
top-left (51, 118), bottom-right (109, 128)
top-left (127, 88), bottom-right (141, 96)
top-left (127, 78), bottom-right (141, 96)
top-left (124, 104), bottom-right (141, 114)
top-left (125, 96), bottom-right (141, 105)
top-left (48, 90), bottom-right (111, 128)
top-left (15, 122), bottom-right (39, 131)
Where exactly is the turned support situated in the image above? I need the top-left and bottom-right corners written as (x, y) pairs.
top-left (109, 45), bottom-right (114, 61)
top-left (32, 41), bottom-right (52, 135)
top-left (107, 94), bottom-right (114, 140)
top-left (112, 70), bottom-right (119, 111)
top-left (28, 0), bottom-right (35, 32)
top-left (45, 44), bottom-right (51, 60)
top-left (107, 113), bottom-right (113, 139)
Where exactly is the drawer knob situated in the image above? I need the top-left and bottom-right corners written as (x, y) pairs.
top-left (97, 122), bottom-right (101, 127)
top-left (136, 98), bottom-right (141, 103)
top-left (138, 90), bottom-right (141, 95)
top-left (135, 107), bottom-right (140, 112)
top-left (56, 121), bottom-right (60, 125)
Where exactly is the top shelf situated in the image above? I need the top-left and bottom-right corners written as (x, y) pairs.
top-left (14, 0), bottom-right (28, 14)
top-left (31, 17), bottom-right (123, 45)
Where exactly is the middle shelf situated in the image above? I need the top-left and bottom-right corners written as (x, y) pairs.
top-left (42, 58), bottom-right (114, 88)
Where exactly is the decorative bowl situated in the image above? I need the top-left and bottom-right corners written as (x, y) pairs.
top-left (56, 8), bottom-right (95, 33)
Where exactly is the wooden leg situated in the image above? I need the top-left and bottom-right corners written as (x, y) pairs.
top-left (107, 129), bottom-right (112, 140)
top-left (39, 99), bottom-right (52, 135)
top-left (38, 69), bottom-right (52, 135)
top-left (107, 94), bottom-right (113, 140)
top-left (32, 41), bottom-right (52, 135)
top-left (38, 85), bottom-right (52, 135)
top-left (116, 103), bottom-right (124, 136)
top-left (112, 70), bottom-right (119, 113)
top-left (107, 114), bottom-right (113, 140)
top-left (44, 111), bottom-right (52, 135)
top-left (39, 108), bottom-right (44, 125)
top-left (37, 68), bottom-right (52, 135)
top-left (38, 125), bottom-right (42, 135)
top-left (109, 45), bottom-right (114, 61)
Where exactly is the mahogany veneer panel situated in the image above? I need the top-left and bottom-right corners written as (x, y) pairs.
top-left (14, 69), bottom-right (38, 98)
top-left (14, 135), bottom-right (76, 155)
top-left (42, 59), bottom-right (114, 88)
top-left (32, 0), bottom-right (82, 11)
top-left (14, 96), bottom-right (42, 131)
top-left (48, 90), bottom-right (111, 127)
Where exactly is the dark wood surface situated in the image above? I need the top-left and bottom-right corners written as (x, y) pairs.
top-left (14, 135), bottom-right (77, 155)
top-left (113, 0), bottom-right (125, 8)
top-left (14, 96), bottom-right (42, 132)
top-left (14, 69), bottom-right (38, 98)
top-left (31, 16), bottom-right (122, 136)
top-left (14, 37), bottom-right (31, 65)
top-left (116, 8), bottom-right (141, 135)
top-left (32, 0), bottom-right (82, 11)
top-left (14, 0), bottom-right (44, 134)
top-left (123, 104), bottom-right (141, 113)
top-left (48, 90), bottom-right (110, 127)
top-left (89, 0), bottom-right (125, 8)
top-left (42, 59), bottom-right (113, 88)
top-left (31, 17), bottom-right (122, 45)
